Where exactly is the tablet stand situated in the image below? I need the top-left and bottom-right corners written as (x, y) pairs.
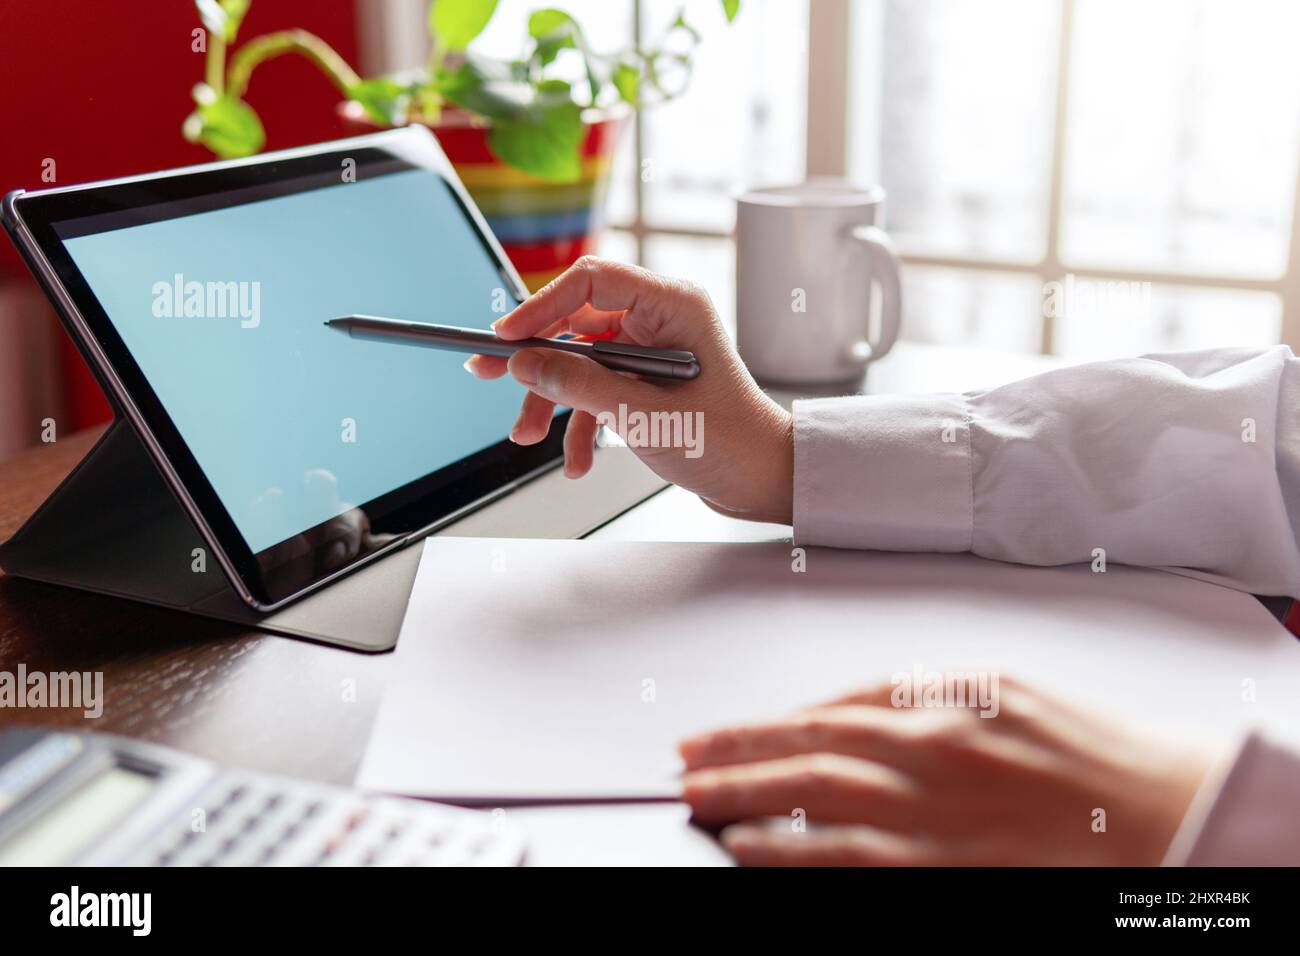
top-left (0, 418), bottom-right (666, 652)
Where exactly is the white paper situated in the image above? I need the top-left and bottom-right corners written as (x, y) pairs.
top-left (357, 537), bottom-right (1300, 801)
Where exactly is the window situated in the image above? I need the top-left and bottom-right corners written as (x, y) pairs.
top-left (842, 0), bottom-right (1300, 357)
top-left (607, 0), bottom-right (810, 331)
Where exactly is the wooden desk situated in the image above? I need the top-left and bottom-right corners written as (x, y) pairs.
top-left (0, 425), bottom-right (391, 785)
top-left (0, 343), bottom-right (1060, 787)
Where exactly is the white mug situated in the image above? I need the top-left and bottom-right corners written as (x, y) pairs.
top-left (735, 180), bottom-right (902, 385)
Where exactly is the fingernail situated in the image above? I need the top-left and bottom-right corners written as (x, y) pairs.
top-left (509, 411), bottom-right (527, 444)
top-left (462, 358), bottom-right (475, 374)
top-left (508, 349), bottom-right (543, 387)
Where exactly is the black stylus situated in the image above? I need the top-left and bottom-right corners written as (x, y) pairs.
top-left (326, 315), bottom-right (700, 381)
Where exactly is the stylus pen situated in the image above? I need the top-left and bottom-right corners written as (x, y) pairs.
top-left (326, 315), bottom-right (700, 381)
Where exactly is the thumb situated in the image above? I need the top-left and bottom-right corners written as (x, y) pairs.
top-left (507, 347), bottom-right (653, 418)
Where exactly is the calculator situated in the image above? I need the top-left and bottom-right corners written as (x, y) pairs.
top-left (0, 729), bottom-right (525, 866)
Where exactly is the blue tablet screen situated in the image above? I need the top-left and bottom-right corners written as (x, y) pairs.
top-left (63, 169), bottom-right (527, 554)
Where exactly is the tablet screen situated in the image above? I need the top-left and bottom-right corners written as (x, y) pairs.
top-left (24, 139), bottom-right (566, 607)
top-left (62, 167), bottom-right (527, 554)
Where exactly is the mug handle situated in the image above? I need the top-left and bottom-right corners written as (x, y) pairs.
top-left (845, 225), bottom-right (903, 366)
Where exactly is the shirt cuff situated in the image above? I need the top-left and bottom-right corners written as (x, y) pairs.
top-left (1164, 732), bottom-right (1300, 866)
top-left (792, 393), bottom-right (973, 551)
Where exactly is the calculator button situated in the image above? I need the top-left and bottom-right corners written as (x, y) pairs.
top-left (137, 776), bottom-right (525, 866)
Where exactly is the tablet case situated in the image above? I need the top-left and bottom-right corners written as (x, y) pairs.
top-left (0, 417), bottom-right (666, 652)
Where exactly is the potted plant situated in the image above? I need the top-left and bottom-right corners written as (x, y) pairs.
top-left (183, 0), bottom-right (740, 290)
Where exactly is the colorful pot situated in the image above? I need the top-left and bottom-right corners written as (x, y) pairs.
top-left (341, 104), bottom-right (627, 292)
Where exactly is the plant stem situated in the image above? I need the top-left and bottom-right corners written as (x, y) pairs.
top-left (227, 29), bottom-right (361, 100)
top-left (206, 31), bottom-right (226, 93)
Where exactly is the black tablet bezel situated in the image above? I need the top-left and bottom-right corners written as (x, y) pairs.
top-left (3, 128), bottom-right (568, 610)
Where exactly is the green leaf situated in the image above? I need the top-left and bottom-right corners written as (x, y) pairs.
top-left (347, 77), bottom-right (410, 126)
top-left (194, 0), bottom-right (250, 42)
top-left (219, 0), bottom-right (251, 40)
top-left (440, 53), bottom-right (516, 90)
top-left (582, 56), bottom-right (608, 106)
top-left (533, 35), bottom-right (574, 70)
top-left (526, 9), bottom-right (605, 105)
top-left (528, 8), bottom-right (577, 39)
top-left (487, 98), bottom-right (584, 182)
top-left (670, 11), bottom-right (702, 44)
top-left (528, 9), bottom-right (581, 69)
top-left (429, 0), bottom-right (498, 53)
top-left (721, 0), bottom-right (741, 23)
top-left (612, 61), bottom-right (639, 106)
top-left (438, 56), bottom-right (533, 120)
top-left (183, 92), bottom-right (265, 158)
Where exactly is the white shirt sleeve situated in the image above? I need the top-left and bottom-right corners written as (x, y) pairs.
top-left (793, 345), bottom-right (1300, 598)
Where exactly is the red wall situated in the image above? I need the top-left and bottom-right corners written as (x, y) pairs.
top-left (0, 0), bottom-right (363, 428)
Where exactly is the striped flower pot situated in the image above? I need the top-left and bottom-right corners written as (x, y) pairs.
top-left (341, 104), bottom-right (627, 292)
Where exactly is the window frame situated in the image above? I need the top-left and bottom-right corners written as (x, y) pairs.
top-left (809, 0), bottom-right (1300, 353)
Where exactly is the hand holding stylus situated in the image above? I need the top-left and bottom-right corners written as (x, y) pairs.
top-left (465, 257), bottom-right (795, 525)
top-left (328, 316), bottom-right (701, 380)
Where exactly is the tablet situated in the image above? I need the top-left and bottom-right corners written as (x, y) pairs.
top-left (4, 127), bottom-right (569, 610)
